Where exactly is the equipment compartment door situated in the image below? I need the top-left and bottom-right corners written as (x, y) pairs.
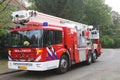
top-left (78, 48), bottom-right (86, 62)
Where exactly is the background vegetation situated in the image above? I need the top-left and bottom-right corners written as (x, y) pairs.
top-left (0, 0), bottom-right (120, 59)
top-left (0, 0), bottom-right (16, 59)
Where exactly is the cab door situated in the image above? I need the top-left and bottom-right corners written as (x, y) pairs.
top-left (43, 29), bottom-right (63, 61)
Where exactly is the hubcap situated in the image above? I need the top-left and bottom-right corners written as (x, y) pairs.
top-left (61, 59), bottom-right (68, 69)
top-left (93, 52), bottom-right (96, 59)
top-left (88, 54), bottom-right (92, 63)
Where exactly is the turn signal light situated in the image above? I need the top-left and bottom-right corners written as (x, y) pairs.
top-left (8, 50), bottom-right (11, 53)
top-left (36, 50), bottom-right (43, 53)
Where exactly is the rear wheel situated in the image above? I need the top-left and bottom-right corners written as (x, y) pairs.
top-left (56, 55), bottom-right (69, 74)
top-left (92, 51), bottom-right (97, 63)
top-left (86, 52), bottom-right (92, 65)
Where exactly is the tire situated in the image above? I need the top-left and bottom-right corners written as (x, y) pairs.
top-left (92, 51), bottom-right (97, 63)
top-left (86, 52), bottom-right (92, 65)
top-left (56, 55), bottom-right (69, 74)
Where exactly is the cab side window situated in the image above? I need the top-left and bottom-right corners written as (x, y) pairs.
top-left (43, 30), bottom-right (62, 46)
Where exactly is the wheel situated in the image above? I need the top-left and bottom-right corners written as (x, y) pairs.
top-left (56, 55), bottom-right (69, 74)
top-left (92, 51), bottom-right (97, 63)
top-left (86, 52), bottom-right (92, 65)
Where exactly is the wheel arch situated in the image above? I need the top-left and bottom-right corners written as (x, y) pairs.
top-left (56, 50), bottom-right (71, 73)
top-left (59, 50), bottom-right (71, 67)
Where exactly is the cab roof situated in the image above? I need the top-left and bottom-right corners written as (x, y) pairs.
top-left (10, 22), bottom-right (63, 32)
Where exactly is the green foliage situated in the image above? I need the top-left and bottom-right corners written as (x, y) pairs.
top-left (0, 30), bottom-right (8, 59)
top-left (83, 0), bottom-right (112, 25)
top-left (0, 0), bottom-right (16, 28)
top-left (101, 35), bottom-right (115, 48)
top-left (0, 1), bottom-right (16, 59)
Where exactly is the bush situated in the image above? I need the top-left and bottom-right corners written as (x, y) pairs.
top-left (101, 35), bottom-right (115, 48)
top-left (113, 38), bottom-right (120, 48)
top-left (0, 29), bottom-right (8, 59)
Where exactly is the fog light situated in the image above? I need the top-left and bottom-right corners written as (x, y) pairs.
top-left (36, 64), bottom-right (42, 67)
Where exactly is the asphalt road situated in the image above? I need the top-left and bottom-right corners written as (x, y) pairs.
top-left (0, 49), bottom-right (120, 80)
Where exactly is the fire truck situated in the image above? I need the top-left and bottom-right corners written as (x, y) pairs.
top-left (8, 10), bottom-right (102, 73)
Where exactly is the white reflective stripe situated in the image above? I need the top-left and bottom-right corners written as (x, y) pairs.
top-left (35, 56), bottom-right (41, 62)
top-left (8, 53), bottom-right (12, 60)
top-left (8, 57), bottom-right (12, 61)
top-left (54, 52), bottom-right (57, 55)
top-left (36, 52), bottom-right (39, 55)
top-left (46, 47), bottom-right (52, 55)
top-left (51, 47), bottom-right (54, 52)
top-left (51, 47), bottom-right (56, 55)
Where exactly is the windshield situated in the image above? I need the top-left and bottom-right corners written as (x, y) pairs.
top-left (9, 29), bottom-right (62, 48)
top-left (10, 30), bottom-right (43, 48)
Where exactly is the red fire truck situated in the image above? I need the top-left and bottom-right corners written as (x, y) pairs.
top-left (8, 10), bottom-right (102, 73)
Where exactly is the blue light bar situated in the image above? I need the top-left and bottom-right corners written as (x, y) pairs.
top-left (16, 26), bottom-right (20, 29)
top-left (43, 22), bottom-right (48, 26)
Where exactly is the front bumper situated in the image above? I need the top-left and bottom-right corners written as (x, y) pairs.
top-left (8, 60), bottom-right (59, 71)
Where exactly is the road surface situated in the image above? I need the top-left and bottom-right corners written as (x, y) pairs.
top-left (0, 49), bottom-right (120, 80)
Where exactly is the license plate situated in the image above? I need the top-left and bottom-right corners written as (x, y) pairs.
top-left (18, 66), bottom-right (27, 70)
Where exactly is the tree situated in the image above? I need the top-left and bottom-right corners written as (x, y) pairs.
top-left (83, 0), bottom-right (112, 26)
top-left (110, 11), bottom-right (120, 48)
top-left (111, 11), bottom-right (120, 28)
top-left (101, 35), bottom-right (114, 48)
top-left (0, 0), bottom-right (17, 28)
top-left (0, 0), bottom-right (16, 59)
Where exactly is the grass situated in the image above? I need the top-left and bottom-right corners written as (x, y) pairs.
top-left (0, 59), bottom-right (7, 66)
top-left (0, 59), bottom-right (17, 74)
top-left (0, 59), bottom-right (10, 74)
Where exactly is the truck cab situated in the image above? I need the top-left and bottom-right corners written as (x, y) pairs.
top-left (8, 22), bottom-right (67, 71)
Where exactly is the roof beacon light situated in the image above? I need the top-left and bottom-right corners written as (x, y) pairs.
top-left (16, 26), bottom-right (20, 29)
top-left (43, 22), bottom-right (48, 26)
